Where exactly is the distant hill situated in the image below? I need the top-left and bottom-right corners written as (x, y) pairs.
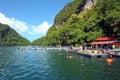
top-left (33, 0), bottom-right (120, 46)
top-left (0, 23), bottom-right (30, 46)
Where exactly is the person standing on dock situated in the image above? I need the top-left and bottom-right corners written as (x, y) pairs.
top-left (82, 44), bottom-right (85, 51)
top-left (106, 48), bottom-right (110, 54)
top-left (112, 44), bottom-right (115, 49)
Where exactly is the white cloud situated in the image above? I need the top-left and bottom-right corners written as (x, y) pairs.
top-left (30, 21), bottom-right (52, 35)
top-left (0, 12), bottom-right (28, 33)
top-left (0, 12), bottom-right (52, 41)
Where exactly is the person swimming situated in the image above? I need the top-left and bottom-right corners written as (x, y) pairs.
top-left (66, 55), bottom-right (72, 59)
top-left (107, 57), bottom-right (116, 66)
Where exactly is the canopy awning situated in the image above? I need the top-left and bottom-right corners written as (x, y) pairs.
top-left (96, 37), bottom-right (117, 41)
top-left (91, 41), bottom-right (116, 45)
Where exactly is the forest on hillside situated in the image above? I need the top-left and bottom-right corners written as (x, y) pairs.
top-left (0, 23), bottom-right (30, 46)
top-left (33, 0), bottom-right (120, 46)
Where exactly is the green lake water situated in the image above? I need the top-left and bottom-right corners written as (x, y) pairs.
top-left (0, 46), bottom-right (120, 80)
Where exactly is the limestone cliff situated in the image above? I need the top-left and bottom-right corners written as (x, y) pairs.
top-left (33, 0), bottom-right (120, 46)
top-left (53, 0), bottom-right (97, 28)
top-left (82, 0), bottom-right (97, 11)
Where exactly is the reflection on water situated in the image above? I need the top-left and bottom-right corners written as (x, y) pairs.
top-left (0, 46), bottom-right (120, 80)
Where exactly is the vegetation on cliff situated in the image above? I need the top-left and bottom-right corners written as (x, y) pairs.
top-left (0, 23), bottom-right (30, 46)
top-left (33, 0), bottom-right (120, 46)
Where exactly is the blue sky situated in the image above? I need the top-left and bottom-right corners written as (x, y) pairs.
top-left (0, 0), bottom-right (73, 42)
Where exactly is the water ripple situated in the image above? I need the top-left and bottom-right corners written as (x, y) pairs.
top-left (1, 47), bottom-right (120, 80)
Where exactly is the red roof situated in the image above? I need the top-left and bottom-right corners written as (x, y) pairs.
top-left (96, 37), bottom-right (117, 41)
top-left (91, 41), bottom-right (116, 45)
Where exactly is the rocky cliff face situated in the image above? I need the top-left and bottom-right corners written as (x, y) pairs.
top-left (53, 0), bottom-right (97, 28)
top-left (34, 0), bottom-right (120, 46)
top-left (83, 0), bottom-right (97, 11)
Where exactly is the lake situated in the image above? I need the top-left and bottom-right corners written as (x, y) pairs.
top-left (0, 46), bottom-right (120, 80)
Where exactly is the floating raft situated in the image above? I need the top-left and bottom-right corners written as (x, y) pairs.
top-left (68, 48), bottom-right (120, 58)
top-left (109, 49), bottom-right (120, 58)
top-left (76, 52), bottom-right (107, 58)
top-left (68, 49), bottom-right (108, 58)
top-left (112, 54), bottom-right (120, 58)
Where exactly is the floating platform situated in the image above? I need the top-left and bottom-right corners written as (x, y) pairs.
top-left (68, 49), bottom-right (107, 58)
top-left (109, 49), bottom-right (120, 58)
top-left (76, 52), bottom-right (107, 58)
top-left (112, 54), bottom-right (120, 58)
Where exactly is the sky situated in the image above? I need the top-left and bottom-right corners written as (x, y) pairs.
top-left (0, 0), bottom-right (73, 42)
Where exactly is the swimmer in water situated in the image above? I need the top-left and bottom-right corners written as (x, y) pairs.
top-left (66, 56), bottom-right (72, 59)
top-left (107, 57), bottom-right (116, 66)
